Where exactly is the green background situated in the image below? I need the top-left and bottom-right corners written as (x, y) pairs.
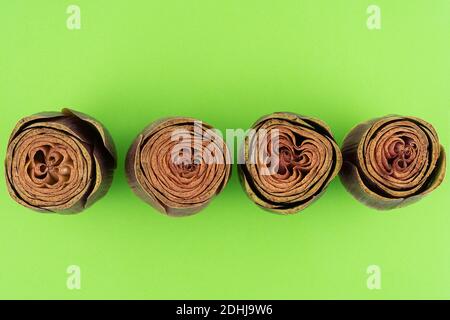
top-left (1, 0), bottom-right (449, 299)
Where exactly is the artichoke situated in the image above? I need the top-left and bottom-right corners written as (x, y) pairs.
top-left (238, 112), bottom-right (342, 214)
top-left (5, 108), bottom-right (117, 213)
top-left (126, 117), bottom-right (231, 216)
top-left (340, 115), bottom-right (446, 209)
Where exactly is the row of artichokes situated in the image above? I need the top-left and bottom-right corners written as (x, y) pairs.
top-left (5, 109), bottom-right (446, 216)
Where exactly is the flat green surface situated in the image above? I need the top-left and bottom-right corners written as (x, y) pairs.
top-left (0, 0), bottom-right (449, 299)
